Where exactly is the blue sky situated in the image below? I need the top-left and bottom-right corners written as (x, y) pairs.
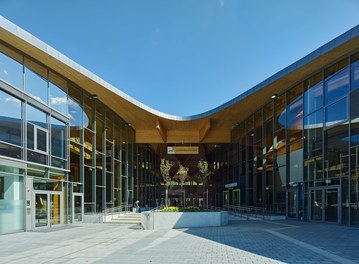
top-left (1, 0), bottom-right (359, 116)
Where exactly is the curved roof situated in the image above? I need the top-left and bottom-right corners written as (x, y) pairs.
top-left (1, 16), bottom-right (359, 143)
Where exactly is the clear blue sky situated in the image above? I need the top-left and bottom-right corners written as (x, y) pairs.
top-left (1, 0), bottom-right (359, 116)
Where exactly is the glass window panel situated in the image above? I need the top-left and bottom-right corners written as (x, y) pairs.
top-left (27, 104), bottom-right (47, 129)
top-left (24, 66), bottom-right (48, 104)
top-left (27, 150), bottom-right (47, 165)
top-left (69, 142), bottom-right (81, 182)
top-left (289, 141), bottom-right (303, 183)
top-left (304, 109), bottom-right (323, 159)
top-left (0, 51), bottom-right (23, 89)
top-left (287, 96), bottom-right (303, 143)
top-left (351, 89), bottom-right (359, 119)
top-left (324, 66), bottom-right (349, 104)
top-left (325, 97), bottom-right (348, 127)
top-left (0, 90), bottom-right (22, 146)
top-left (51, 157), bottom-right (66, 169)
top-left (0, 142), bottom-right (22, 159)
top-left (304, 83), bottom-right (323, 115)
top-left (84, 95), bottom-right (94, 131)
top-left (275, 95), bottom-right (286, 131)
top-left (351, 53), bottom-right (359, 91)
top-left (106, 113), bottom-right (113, 141)
top-left (36, 128), bottom-right (47, 153)
top-left (96, 118), bottom-right (104, 153)
top-left (351, 118), bottom-right (359, 147)
top-left (68, 97), bottom-right (83, 130)
top-left (325, 124), bottom-right (349, 178)
top-left (255, 110), bottom-right (263, 140)
top-left (0, 171), bottom-right (24, 234)
top-left (84, 129), bottom-right (94, 166)
top-left (49, 82), bottom-right (67, 115)
top-left (51, 117), bottom-right (66, 159)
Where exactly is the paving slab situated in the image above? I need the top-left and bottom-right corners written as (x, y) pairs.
top-left (0, 219), bottom-right (358, 264)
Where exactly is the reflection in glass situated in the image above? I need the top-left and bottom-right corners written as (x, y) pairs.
top-left (304, 73), bottom-right (323, 116)
top-left (289, 142), bottom-right (303, 183)
top-left (0, 51), bottom-right (23, 89)
top-left (351, 54), bottom-right (359, 90)
top-left (0, 90), bottom-right (22, 146)
top-left (49, 82), bottom-right (67, 115)
top-left (325, 66), bottom-right (349, 104)
top-left (51, 117), bottom-right (66, 159)
top-left (35, 193), bottom-right (48, 227)
top-left (304, 109), bottom-right (323, 159)
top-left (324, 124), bottom-right (348, 178)
top-left (325, 97), bottom-right (348, 127)
top-left (24, 67), bottom-right (48, 104)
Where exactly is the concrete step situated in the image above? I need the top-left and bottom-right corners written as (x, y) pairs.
top-left (105, 213), bottom-right (142, 224)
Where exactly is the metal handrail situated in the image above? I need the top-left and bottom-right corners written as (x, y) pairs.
top-left (224, 205), bottom-right (266, 219)
top-left (102, 203), bottom-right (133, 222)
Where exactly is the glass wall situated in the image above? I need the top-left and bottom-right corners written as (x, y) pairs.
top-left (0, 40), bottom-right (136, 234)
top-left (0, 165), bottom-right (24, 235)
top-left (231, 51), bottom-right (359, 225)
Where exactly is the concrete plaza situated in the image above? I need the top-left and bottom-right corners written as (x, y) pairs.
top-left (0, 217), bottom-right (359, 264)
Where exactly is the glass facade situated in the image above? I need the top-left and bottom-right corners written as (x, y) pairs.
top-left (1, 24), bottom-right (359, 234)
top-left (231, 52), bottom-right (359, 225)
top-left (0, 42), bottom-right (135, 234)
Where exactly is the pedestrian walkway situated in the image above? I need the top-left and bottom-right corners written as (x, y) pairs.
top-left (0, 218), bottom-right (359, 264)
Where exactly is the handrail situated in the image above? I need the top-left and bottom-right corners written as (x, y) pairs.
top-left (223, 205), bottom-right (266, 219)
top-left (102, 203), bottom-right (133, 223)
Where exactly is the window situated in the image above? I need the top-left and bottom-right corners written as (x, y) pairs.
top-left (0, 50), bottom-right (23, 89)
top-left (28, 123), bottom-right (48, 154)
top-left (27, 105), bottom-right (48, 155)
top-left (351, 53), bottom-right (359, 90)
top-left (325, 97), bottom-right (348, 127)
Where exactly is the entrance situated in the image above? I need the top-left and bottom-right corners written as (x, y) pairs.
top-left (223, 190), bottom-right (229, 209)
top-left (233, 189), bottom-right (240, 208)
top-left (287, 188), bottom-right (298, 218)
top-left (34, 191), bottom-right (62, 228)
top-left (309, 186), bottom-right (340, 223)
top-left (73, 193), bottom-right (83, 223)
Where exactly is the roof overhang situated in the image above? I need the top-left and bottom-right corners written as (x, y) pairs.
top-left (1, 16), bottom-right (358, 143)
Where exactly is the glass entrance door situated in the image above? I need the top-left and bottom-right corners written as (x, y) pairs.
top-left (73, 194), bottom-right (83, 223)
top-left (233, 189), bottom-right (240, 209)
top-left (309, 186), bottom-right (340, 223)
top-left (51, 194), bottom-right (61, 225)
top-left (325, 188), bottom-right (338, 222)
top-left (287, 189), bottom-right (297, 218)
top-left (34, 192), bottom-right (62, 228)
top-left (223, 190), bottom-right (229, 209)
top-left (35, 193), bottom-right (48, 227)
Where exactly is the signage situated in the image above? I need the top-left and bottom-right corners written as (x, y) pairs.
top-left (225, 182), bottom-right (238, 189)
top-left (167, 146), bottom-right (199, 155)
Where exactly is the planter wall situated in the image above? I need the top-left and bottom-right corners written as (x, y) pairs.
top-left (142, 211), bottom-right (228, 230)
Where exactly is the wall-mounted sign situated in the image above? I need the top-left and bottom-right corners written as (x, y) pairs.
top-left (225, 182), bottom-right (238, 189)
top-left (167, 146), bottom-right (199, 155)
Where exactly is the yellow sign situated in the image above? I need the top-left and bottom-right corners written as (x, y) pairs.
top-left (167, 146), bottom-right (199, 155)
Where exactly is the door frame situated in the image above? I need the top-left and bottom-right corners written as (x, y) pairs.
top-left (308, 185), bottom-right (341, 224)
top-left (72, 193), bottom-right (84, 223)
top-left (33, 190), bottom-right (63, 229)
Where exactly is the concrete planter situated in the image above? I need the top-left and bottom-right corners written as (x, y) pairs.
top-left (141, 211), bottom-right (228, 230)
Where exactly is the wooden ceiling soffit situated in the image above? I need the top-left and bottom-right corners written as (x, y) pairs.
top-left (156, 119), bottom-right (167, 143)
top-left (199, 118), bottom-right (211, 142)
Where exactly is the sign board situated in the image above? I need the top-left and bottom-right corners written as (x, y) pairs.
top-left (167, 146), bottom-right (199, 155)
top-left (225, 182), bottom-right (238, 189)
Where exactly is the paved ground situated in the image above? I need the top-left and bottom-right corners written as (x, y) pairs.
top-left (0, 217), bottom-right (359, 264)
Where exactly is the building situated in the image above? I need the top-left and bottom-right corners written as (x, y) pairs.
top-left (0, 16), bottom-right (359, 234)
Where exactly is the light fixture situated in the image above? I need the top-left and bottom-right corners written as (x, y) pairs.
top-left (89, 94), bottom-right (97, 100)
top-left (271, 94), bottom-right (278, 99)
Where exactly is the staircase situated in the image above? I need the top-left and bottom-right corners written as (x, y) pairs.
top-left (105, 212), bottom-right (142, 225)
